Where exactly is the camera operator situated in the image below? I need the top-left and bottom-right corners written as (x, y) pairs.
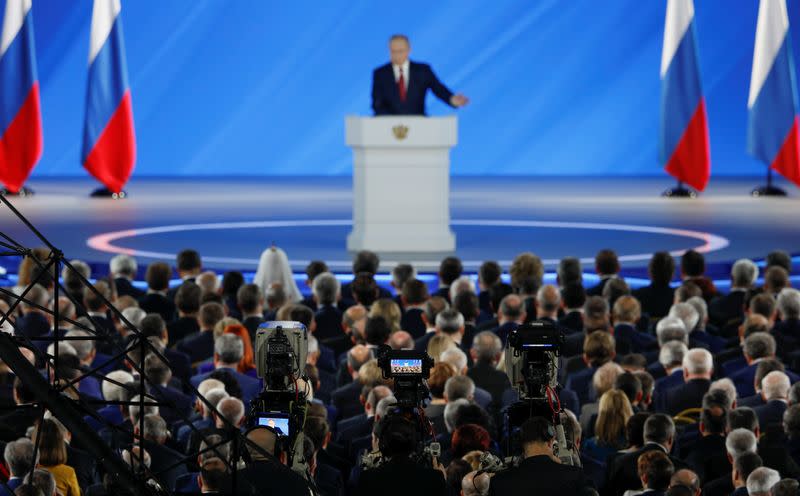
top-left (488, 416), bottom-right (593, 495)
top-left (236, 426), bottom-right (313, 495)
top-left (355, 414), bottom-right (448, 496)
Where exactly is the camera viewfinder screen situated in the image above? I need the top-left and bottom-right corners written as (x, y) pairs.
top-left (390, 358), bottom-right (423, 375)
top-left (258, 415), bottom-right (289, 435)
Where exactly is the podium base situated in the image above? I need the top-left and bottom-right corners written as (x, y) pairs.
top-left (1, 186), bottom-right (34, 197)
top-left (347, 226), bottom-right (455, 254)
top-left (750, 185), bottom-right (787, 197)
top-left (90, 188), bottom-right (127, 199)
top-left (661, 186), bottom-right (697, 198)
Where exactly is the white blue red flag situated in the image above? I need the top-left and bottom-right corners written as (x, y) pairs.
top-left (0, 0), bottom-right (42, 193)
top-left (748, 0), bottom-right (800, 187)
top-left (660, 0), bottom-right (711, 191)
top-left (82, 0), bottom-right (135, 194)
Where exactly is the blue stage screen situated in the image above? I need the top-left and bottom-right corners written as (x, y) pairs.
top-left (14, 0), bottom-right (800, 177)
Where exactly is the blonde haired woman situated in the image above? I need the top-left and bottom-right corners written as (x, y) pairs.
top-left (369, 298), bottom-right (402, 332)
top-left (582, 389), bottom-right (633, 463)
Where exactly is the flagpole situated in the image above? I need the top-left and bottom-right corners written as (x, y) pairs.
top-left (662, 180), bottom-right (697, 198)
top-left (751, 167), bottom-right (788, 197)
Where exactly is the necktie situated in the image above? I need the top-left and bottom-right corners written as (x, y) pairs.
top-left (398, 67), bottom-right (407, 102)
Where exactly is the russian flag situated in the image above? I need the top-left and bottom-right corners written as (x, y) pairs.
top-left (748, 0), bottom-right (800, 188)
top-left (0, 0), bottom-right (42, 194)
top-left (659, 0), bottom-right (711, 192)
top-left (82, 0), bottom-right (135, 194)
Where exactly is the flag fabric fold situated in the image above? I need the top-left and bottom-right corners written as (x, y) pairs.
top-left (748, 0), bottom-right (800, 187)
top-left (0, 0), bottom-right (42, 193)
top-left (659, 0), bottom-right (711, 192)
top-left (82, 0), bottom-right (135, 194)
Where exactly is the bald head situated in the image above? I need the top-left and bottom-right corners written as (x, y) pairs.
top-left (462, 470), bottom-right (490, 496)
top-left (388, 330), bottom-right (413, 350)
top-left (499, 294), bottom-right (525, 324)
top-left (246, 427), bottom-right (278, 460)
top-left (347, 344), bottom-right (372, 378)
top-left (343, 304), bottom-right (368, 342)
top-left (536, 285), bottom-right (561, 318)
top-left (671, 469), bottom-right (700, 495)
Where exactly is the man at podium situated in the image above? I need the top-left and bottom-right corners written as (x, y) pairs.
top-left (371, 34), bottom-right (469, 116)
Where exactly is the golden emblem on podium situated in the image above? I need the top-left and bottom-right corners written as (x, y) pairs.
top-left (392, 124), bottom-right (409, 140)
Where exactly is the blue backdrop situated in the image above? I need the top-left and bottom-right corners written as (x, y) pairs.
top-left (11, 0), bottom-right (800, 176)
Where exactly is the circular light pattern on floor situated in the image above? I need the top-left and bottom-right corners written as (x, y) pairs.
top-left (86, 219), bottom-right (730, 269)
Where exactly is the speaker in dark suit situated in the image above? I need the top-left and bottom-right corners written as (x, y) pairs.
top-left (371, 35), bottom-right (467, 116)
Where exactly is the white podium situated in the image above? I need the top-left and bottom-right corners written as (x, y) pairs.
top-left (345, 115), bottom-right (457, 255)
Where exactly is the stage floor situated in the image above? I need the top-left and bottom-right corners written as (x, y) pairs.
top-left (1, 176), bottom-right (798, 280)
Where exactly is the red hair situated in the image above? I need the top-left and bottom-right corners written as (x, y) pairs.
top-left (451, 423), bottom-right (491, 459)
top-left (223, 324), bottom-right (255, 373)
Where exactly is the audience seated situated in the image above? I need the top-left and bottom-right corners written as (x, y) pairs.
top-left (4, 247), bottom-right (800, 496)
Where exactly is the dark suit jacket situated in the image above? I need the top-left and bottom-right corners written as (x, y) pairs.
top-left (754, 400), bottom-right (788, 432)
top-left (651, 369), bottom-right (684, 412)
top-left (489, 455), bottom-right (592, 496)
top-left (242, 315), bottom-right (265, 342)
top-left (67, 443), bottom-right (97, 490)
top-left (316, 461), bottom-right (344, 496)
top-left (700, 474), bottom-right (733, 496)
top-left (167, 316), bottom-right (199, 344)
top-left (564, 366), bottom-right (597, 408)
top-left (371, 61), bottom-right (454, 116)
top-left (605, 444), bottom-right (684, 496)
top-left (632, 283), bottom-right (675, 320)
top-left (315, 305), bottom-right (343, 341)
top-left (661, 378), bottom-right (711, 416)
top-left (467, 361), bottom-right (510, 408)
top-left (138, 292), bottom-right (176, 323)
top-left (114, 277), bottom-right (145, 299)
top-left (758, 429), bottom-right (800, 479)
top-left (149, 384), bottom-right (193, 426)
top-left (356, 458), bottom-right (447, 496)
top-left (684, 434), bottom-right (729, 484)
top-left (708, 289), bottom-right (747, 329)
top-left (176, 330), bottom-right (215, 364)
top-left (730, 363), bottom-right (800, 399)
top-left (586, 277), bottom-right (615, 297)
top-left (336, 414), bottom-right (373, 443)
top-left (559, 311), bottom-right (584, 334)
top-left (15, 311), bottom-right (50, 339)
top-left (331, 381), bottom-right (364, 421)
top-left (493, 322), bottom-right (518, 346)
top-left (143, 440), bottom-right (189, 491)
top-left (400, 308), bottom-right (427, 339)
top-left (237, 460), bottom-right (314, 495)
top-left (0, 407), bottom-right (37, 442)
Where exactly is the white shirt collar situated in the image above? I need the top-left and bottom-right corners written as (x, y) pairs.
top-left (392, 60), bottom-right (410, 87)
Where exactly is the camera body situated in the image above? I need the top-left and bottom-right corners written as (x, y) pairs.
top-left (363, 346), bottom-right (440, 470)
top-left (376, 345), bottom-right (434, 408)
top-left (504, 321), bottom-right (576, 465)
top-left (250, 322), bottom-right (311, 478)
top-left (505, 321), bottom-right (563, 400)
